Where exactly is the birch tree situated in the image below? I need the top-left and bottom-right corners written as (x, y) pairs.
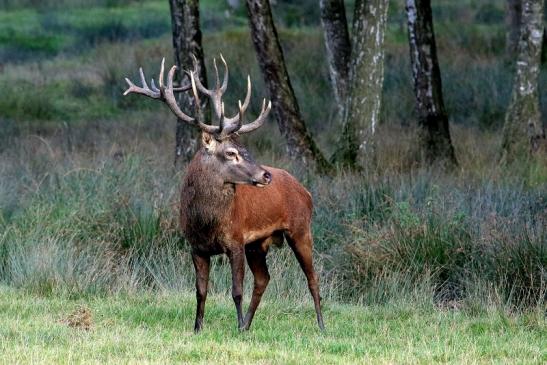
top-left (405, 0), bottom-right (457, 166)
top-left (319, 0), bottom-right (351, 119)
top-left (501, 0), bottom-right (545, 161)
top-left (333, 0), bottom-right (389, 167)
top-left (506, 0), bottom-right (523, 57)
top-left (169, 0), bottom-right (210, 166)
top-left (245, 0), bottom-right (332, 173)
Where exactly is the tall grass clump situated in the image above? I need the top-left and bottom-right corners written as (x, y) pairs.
top-left (0, 134), bottom-right (178, 293)
top-left (328, 169), bottom-right (546, 308)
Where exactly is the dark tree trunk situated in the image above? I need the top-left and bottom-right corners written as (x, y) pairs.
top-left (541, 26), bottom-right (546, 64)
top-left (169, 0), bottom-right (210, 167)
top-left (506, 0), bottom-right (523, 57)
top-left (245, 0), bottom-right (332, 173)
top-left (332, 0), bottom-right (389, 168)
top-left (319, 0), bottom-right (351, 119)
top-left (501, 0), bottom-right (545, 161)
top-left (405, 0), bottom-right (458, 167)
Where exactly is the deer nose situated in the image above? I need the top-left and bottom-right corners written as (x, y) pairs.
top-left (252, 170), bottom-right (272, 187)
top-left (263, 171), bottom-right (272, 184)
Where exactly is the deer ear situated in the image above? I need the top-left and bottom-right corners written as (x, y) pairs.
top-left (201, 132), bottom-right (217, 153)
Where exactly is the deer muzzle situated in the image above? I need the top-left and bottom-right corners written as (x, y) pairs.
top-left (251, 169), bottom-right (272, 188)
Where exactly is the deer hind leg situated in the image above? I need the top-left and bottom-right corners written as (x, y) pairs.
top-left (227, 246), bottom-right (246, 330)
top-left (285, 229), bottom-right (325, 331)
top-left (242, 240), bottom-right (271, 330)
top-left (191, 252), bottom-right (210, 333)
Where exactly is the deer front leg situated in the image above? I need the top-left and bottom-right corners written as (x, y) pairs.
top-left (227, 246), bottom-right (245, 329)
top-left (192, 252), bottom-right (210, 333)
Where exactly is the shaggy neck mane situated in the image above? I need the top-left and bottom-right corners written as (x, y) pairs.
top-left (181, 149), bottom-right (235, 238)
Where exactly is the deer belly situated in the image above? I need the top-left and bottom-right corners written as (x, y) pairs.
top-left (242, 227), bottom-right (284, 245)
top-left (244, 231), bottom-right (284, 252)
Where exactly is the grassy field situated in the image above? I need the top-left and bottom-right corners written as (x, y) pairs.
top-left (0, 286), bottom-right (545, 364)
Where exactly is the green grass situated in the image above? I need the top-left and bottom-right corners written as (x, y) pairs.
top-left (0, 286), bottom-right (544, 364)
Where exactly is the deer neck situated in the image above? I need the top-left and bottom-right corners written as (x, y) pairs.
top-left (181, 150), bottom-right (235, 238)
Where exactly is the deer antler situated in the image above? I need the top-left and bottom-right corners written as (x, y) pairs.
top-left (124, 56), bottom-right (271, 137)
top-left (237, 98), bottom-right (272, 134)
top-left (189, 54), bottom-right (271, 137)
top-left (124, 58), bottom-right (217, 134)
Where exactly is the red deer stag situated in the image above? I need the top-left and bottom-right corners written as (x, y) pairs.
top-left (123, 56), bottom-right (324, 332)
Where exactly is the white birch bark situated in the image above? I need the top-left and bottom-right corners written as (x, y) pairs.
top-left (501, 0), bottom-right (545, 161)
top-left (334, 0), bottom-right (389, 168)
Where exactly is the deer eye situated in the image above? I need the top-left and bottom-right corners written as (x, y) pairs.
top-left (225, 149), bottom-right (238, 159)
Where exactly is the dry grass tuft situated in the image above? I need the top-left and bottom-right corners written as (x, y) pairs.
top-left (60, 306), bottom-right (93, 331)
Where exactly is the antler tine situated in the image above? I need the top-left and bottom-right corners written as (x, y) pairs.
top-left (165, 64), bottom-right (175, 90)
top-left (139, 68), bottom-right (148, 89)
top-left (158, 58), bottom-right (166, 90)
top-left (219, 54), bottom-right (229, 93)
top-left (150, 78), bottom-right (159, 93)
top-left (242, 75), bottom-right (251, 110)
top-left (190, 71), bottom-right (220, 134)
top-left (213, 58), bottom-right (220, 88)
top-left (219, 99), bottom-right (245, 137)
top-left (123, 66), bottom-right (160, 99)
top-left (190, 54), bottom-right (213, 96)
top-left (190, 70), bottom-right (201, 110)
top-left (235, 99), bottom-right (244, 132)
top-left (218, 102), bottom-right (227, 133)
top-left (237, 99), bottom-right (272, 134)
top-left (163, 65), bottom-right (195, 122)
top-left (222, 75), bottom-right (252, 125)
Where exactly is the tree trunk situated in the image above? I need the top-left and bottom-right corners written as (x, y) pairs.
top-left (506, 0), bottom-right (523, 58)
top-left (245, 0), bottom-right (332, 173)
top-left (501, 0), bottom-right (545, 161)
top-left (405, 0), bottom-right (458, 166)
top-left (541, 26), bottom-right (546, 64)
top-left (332, 0), bottom-right (390, 168)
top-left (319, 0), bottom-right (351, 120)
top-left (169, 0), bottom-right (210, 167)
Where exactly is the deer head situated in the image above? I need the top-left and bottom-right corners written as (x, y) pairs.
top-left (123, 55), bottom-right (272, 187)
